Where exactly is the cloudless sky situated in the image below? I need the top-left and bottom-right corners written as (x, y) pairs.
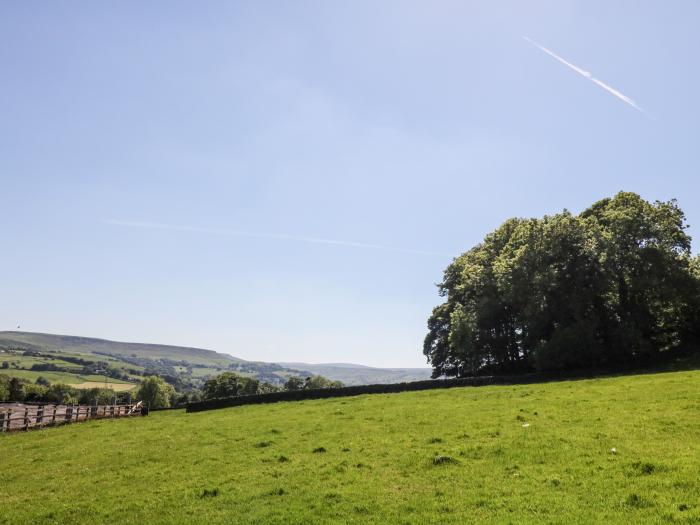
top-left (2, 2), bottom-right (699, 367)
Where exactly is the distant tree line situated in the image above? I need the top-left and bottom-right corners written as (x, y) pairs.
top-left (424, 192), bottom-right (700, 377)
top-left (0, 372), bottom-right (343, 410)
top-left (0, 374), bottom-right (132, 405)
top-left (200, 372), bottom-right (343, 401)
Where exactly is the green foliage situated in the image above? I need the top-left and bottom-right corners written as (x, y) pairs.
top-left (78, 388), bottom-right (118, 406)
top-left (283, 375), bottom-right (344, 391)
top-left (1, 371), bottom-right (699, 523)
top-left (284, 376), bottom-right (305, 391)
top-left (22, 383), bottom-right (49, 402)
top-left (425, 192), bottom-right (700, 376)
top-left (0, 374), bottom-right (9, 401)
top-left (304, 375), bottom-right (344, 389)
top-left (8, 377), bottom-right (24, 402)
top-left (202, 372), bottom-right (260, 399)
top-left (136, 376), bottom-right (175, 409)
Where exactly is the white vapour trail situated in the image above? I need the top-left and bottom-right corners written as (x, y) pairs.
top-left (523, 36), bottom-right (648, 115)
top-left (105, 220), bottom-right (449, 256)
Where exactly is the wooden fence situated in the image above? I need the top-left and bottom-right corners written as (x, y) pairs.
top-left (0, 402), bottom-right (146, 432)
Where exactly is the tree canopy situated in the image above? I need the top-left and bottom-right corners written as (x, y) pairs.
top-left (202, 372), bottom-right (262, 399)
top-left (136, 376), bottom-right (176, 409)
top-left (424, 192), bottom-right (700, 377)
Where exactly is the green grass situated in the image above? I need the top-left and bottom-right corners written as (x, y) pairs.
top-left (0, 354), bottom-right (84, 371)
top-left (2, 370), bottom-right (699, 524)
top-left (1, 369), bottom-right (135, 389)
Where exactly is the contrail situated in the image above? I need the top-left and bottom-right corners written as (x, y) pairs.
top-left (523, 36), bottom-right (649, 116)
top-left (105, 220), bottom-right (450, 256)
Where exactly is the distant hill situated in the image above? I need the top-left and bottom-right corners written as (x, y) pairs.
top-left (0, 331), bottom-right (432, 386)
top-left (0, 331), bottom-right (241, 367)
top-left (278, 362), bottom-right (433, 385)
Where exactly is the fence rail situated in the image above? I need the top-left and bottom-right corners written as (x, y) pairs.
top-left (0, 402), bottom-right (146, 432)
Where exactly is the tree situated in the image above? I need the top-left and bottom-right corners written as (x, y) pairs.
top-left (257, 382), bottom-right (281, 394)
top-left (78, 388), bottom-right (116, 406)
top-left (9, 377), bottom-right (24, 402)
top-left (46, 384), bottom-right (79, 405)
top-left (424, 192), bottom-right (700, 376)
top-left (304, 375), bottom-right (343, 390)
top-left (284, 376), bottom-right (305, 391)
top-left (136, 376), bottom-right (175, 409)
top-left (0, 375), bottom-right (9, 402)
top-left (202, 372), bottom-right (259, 400)
top-left (23, 384), bottom-right (48, 402)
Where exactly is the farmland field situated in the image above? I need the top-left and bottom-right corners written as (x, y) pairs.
top-left (1, 370), bottom-right (699, 524)
top-left (1, 369), bottom-right (136, 390)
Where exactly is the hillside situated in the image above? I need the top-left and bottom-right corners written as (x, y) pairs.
top-left (0, 331), bottom-right (241, 367)
top-left (0, 332), bottom-right (432, 388)
top-left (2, 370), bottom-right (699, 524)
top-left (278, 362), bottom-right (433, 385)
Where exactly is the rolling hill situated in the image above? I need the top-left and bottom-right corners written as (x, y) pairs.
top-left (0, 332), bottom-right (432, 387)
top-left (0, 331), bottom-right (241, 367)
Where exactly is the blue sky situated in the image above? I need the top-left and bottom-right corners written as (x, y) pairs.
top-left (2, 2), bottom-right (699, 367)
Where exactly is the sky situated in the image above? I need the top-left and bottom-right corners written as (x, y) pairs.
top-left (2, 2), bottom-right (700, 367)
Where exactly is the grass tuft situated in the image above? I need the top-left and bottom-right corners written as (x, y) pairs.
top-left (432, 455), bottom-right (459, 466)
top-left (199, 488), bottom-right (219, 498)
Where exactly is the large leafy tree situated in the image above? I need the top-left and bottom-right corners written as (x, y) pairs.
top-left (424, 192), bottom-right (700, 376)
top-left (136, 376), bottom-right (176, 409)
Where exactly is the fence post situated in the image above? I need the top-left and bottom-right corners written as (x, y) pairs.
top-left (0, 411), bottom-right (5, 432)
top-left (23, 407), bottom-right (29, 431)
top-left (51, 405), bottom-right (57, 426)
top-left (65, 405), bottom-right (73, 423)
top-left (37, 406), bottom-right (44, 427)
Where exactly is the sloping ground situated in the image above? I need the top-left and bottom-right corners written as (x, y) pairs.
top-left (1, 370), bottom-right (699, 524)
top-left (0, 331), bottom-right (240, 367)
top-left (0, 369), bottom-right (136, 390)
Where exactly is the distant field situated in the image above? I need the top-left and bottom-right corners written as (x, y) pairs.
top-left (70, 381), bottom-right (136, 392)
top-left (2, 370), bottom-right (699, 524)
top-left (1, 369), bottom-right (136, 390)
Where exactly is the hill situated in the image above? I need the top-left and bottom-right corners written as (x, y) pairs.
top-left (0, 332), bottom-right (431, 388)
top-left (0, 331), bottom-right (311, 389)
top-left (0, 331), bottom-right (241, 367)
top-left (2, 370), bottom-right (698, 524)
top-left (278, 362), bottom-right (433, 385)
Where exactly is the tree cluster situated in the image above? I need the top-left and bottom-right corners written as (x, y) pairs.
top-left (0, 374), bottom-right (131, 405)
top-left (424, 193), bottom-right (700, 377)
top-left (199, 372), bottom-right (344, 400)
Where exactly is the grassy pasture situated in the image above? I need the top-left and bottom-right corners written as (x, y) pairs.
top-left (1, 370), bottom-right (699, 524)
top-left (1, 369), bottom-right (135, 390)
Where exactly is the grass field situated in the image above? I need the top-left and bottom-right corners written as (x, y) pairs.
top-left (1, 369), bottom-right (136, 390)
top-left (1, 370), bottom-right (699, 524)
